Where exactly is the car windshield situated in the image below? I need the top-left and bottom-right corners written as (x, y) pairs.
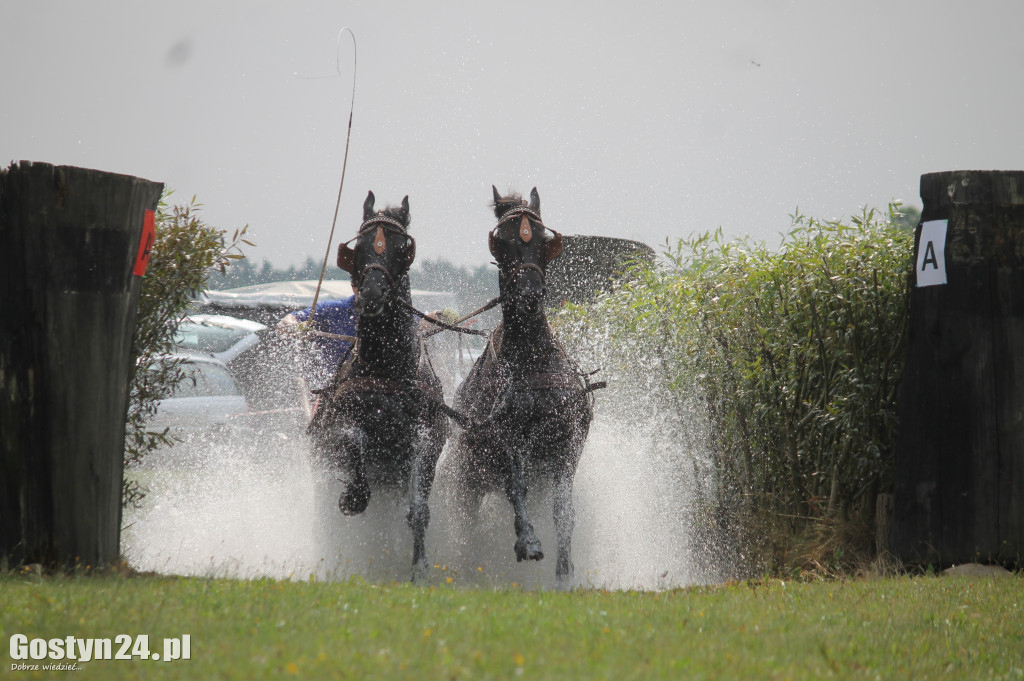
top-left (171, 361), bottom-right (240, 399)
top-left (174, 322), bottom-right (251, 354)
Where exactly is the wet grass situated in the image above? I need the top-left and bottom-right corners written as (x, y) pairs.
top-left (2, 570), bottom-right (1022, 680)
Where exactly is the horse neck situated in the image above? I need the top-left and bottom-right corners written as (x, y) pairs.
top-left (498, 297), bottom-right (557, 367)
top-left (355, 280), bottom-right (418, 376)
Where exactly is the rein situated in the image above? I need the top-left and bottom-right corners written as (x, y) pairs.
top-left (419, 296), bottom-right (502, 339)
top-left (402, 298), bottom-right (495, 338)
top-left (306, 329), bottom-right (357, 343)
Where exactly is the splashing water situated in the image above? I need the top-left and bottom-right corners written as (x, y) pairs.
top-left (123, 356), bottom-right (724, 589)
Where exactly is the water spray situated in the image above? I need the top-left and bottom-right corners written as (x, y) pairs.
top-left (122, 28), bottom-right (717, 589)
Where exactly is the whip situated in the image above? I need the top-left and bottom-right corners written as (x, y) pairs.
top-left (302, 27), bottom-right (357, 329)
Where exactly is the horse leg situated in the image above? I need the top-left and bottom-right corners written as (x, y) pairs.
top-left (505, 446), bottom-right (543, 562)
top-left (554, 411), bottom-right (590, 586)
top-left (407, 427), bottom-right (442, 583)
top-left (553, 468), bottom-right (576, 587)
top-left (337, 427), bottom-right (370, 516)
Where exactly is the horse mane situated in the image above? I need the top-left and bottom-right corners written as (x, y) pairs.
top-left (491, 191), bottom-right (527, 220)
top-left (378, 204), bottom-right (411, 230)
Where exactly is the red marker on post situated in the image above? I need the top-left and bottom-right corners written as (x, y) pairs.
top-left (133, 209), bottom-right (155, 276)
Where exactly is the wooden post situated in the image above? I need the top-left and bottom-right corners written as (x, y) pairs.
top-left (545, 235), bottom-right (654, 307)
top-left (892, 170), bottom-right (1024, 567)
top-left (0, 161), bottom-right (163, 568)
top-left (875, 493), bottom-right (893, 557)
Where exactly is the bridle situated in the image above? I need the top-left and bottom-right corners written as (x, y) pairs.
top-left (488, 207), bottom-right (563, 282)
top-left (483, 208), bottom-right (605, 407)
top-left (336, 214), bottom-right (416, 289)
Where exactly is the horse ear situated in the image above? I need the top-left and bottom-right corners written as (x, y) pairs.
top-left (337, 243), bottom-right (356, 274)
top-left (363, 190), bottom-right (376, 221)
top-left (529, 187), bottom-right (540, 214)
top-left (545, 230), bottom-right (563, 263)
top-left (492, 185), bottom-right (501, 206)
top-left (399, 195), bottom-right (410, 226)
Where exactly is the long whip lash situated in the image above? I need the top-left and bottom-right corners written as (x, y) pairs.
top-left (307, 27), bottom-right (357, 328)
top-left (296, 30), bottom-right (487, 345)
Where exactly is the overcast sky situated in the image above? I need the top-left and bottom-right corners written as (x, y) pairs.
top-left (3, 1), bottom-right (1022, 270)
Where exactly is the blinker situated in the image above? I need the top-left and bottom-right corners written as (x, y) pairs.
top-left (488, 216), bottom-right (562, 264)
top-left (337, 243), bottom-right (355, 274)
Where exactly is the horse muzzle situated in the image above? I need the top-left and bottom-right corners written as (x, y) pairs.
top-left (517, 264), bottom-right (546, 292)
top-left (355, 279), bottom-right (389, 317)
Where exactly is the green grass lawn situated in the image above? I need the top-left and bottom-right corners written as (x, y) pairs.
top-left (2, 571), bottom-right (1022, 680)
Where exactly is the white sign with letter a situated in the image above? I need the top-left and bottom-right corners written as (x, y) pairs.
top-left (916, 219), bottom-right (948, 287)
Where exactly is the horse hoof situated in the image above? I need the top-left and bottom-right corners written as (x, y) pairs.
top-left (339, 479), bottom-right (370, 516)
top-left (556, 561), bottom-right (574, 587)
top-left (514, 539), bottom-right (544, 562)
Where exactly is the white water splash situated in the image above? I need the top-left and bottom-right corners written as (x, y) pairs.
top-left (123, 372), bottom-right (721, 589)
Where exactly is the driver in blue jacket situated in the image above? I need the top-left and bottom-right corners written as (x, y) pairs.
top-left (276, 294), bottom-right (357, 388)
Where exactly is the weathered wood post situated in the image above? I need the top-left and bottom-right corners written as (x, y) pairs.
top-left (0, 161), bottom-right (163, 568)
top-left (893, 170), bottom-right (1024, 567)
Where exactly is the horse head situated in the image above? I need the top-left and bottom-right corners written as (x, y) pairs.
top-left (337, 190), bottom-right (416, 318)
top-left (488, 186), bottom-right (562, 316)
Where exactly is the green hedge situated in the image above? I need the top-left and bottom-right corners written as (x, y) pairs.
top-left (559, 206), bottom-right (915, 573)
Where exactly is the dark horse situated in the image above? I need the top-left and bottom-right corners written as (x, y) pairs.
top-left (446, 186), bottom-right (594, 585)
top-left (308, 191), bottom-right (447, 581)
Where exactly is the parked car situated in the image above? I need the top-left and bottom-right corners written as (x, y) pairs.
top-left (173, 314), bottom-right (266, 365)
top-left (173, 313), bottom-right (308, 418)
